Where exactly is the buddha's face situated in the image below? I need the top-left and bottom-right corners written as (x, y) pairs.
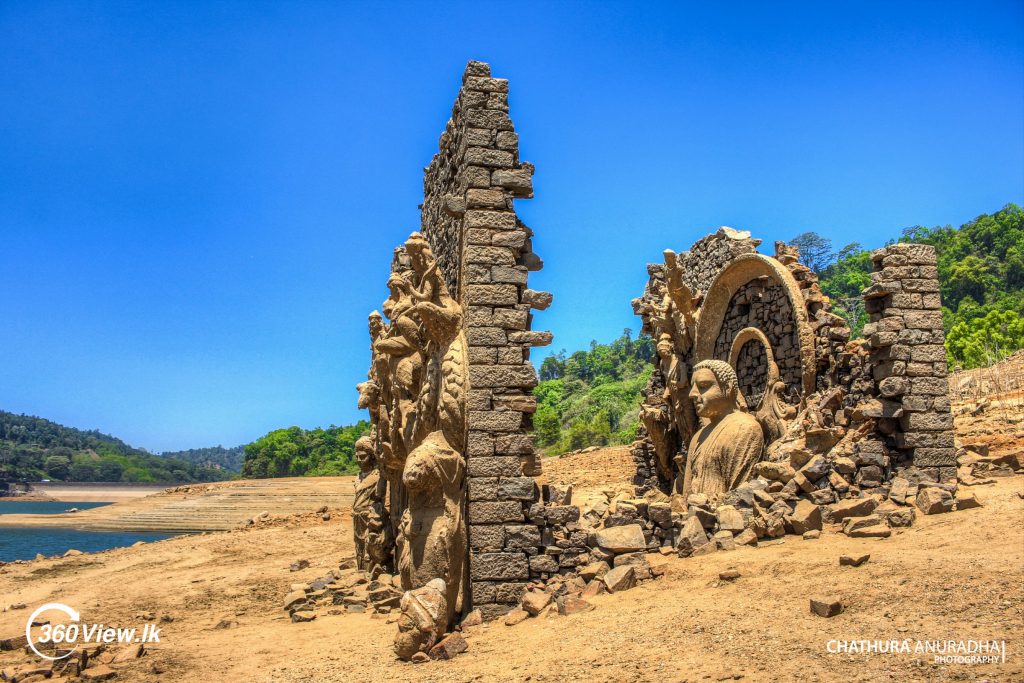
top-left (689, 368), bottom-right (731, 421)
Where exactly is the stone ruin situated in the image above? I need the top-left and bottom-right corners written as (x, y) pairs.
top-left (627, 228), bottom-right (968, 553)
top-left (350, 60), bottom-right (554, 659)
top-left (324, 61), bottom-right (978, 660)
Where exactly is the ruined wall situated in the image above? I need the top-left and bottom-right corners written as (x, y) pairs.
top-left (356, 61), bottom-right (554, 625)
top-left (631, 229), bottom-right (957, 505)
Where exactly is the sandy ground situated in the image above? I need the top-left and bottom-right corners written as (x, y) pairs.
top-left (23, 485), bottom-right (168, 502)
top-left (0, 478), bottom-right (355, 532)
top-left (0, 467), bottom-right (1021, 683)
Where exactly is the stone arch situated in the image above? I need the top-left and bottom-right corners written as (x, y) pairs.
top-left (728, 326), bottom-right (779, 410)
top-left (694, 253), bottom-right (815, 396)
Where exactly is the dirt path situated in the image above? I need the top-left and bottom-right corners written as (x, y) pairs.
top-left (1, 474), bottom-right (1021, 682)
top-left (0, 477), bottom-right (355, 532)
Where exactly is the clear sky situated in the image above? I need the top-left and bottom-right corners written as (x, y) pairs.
top-left (1, 1), bottom-right (1022, 452)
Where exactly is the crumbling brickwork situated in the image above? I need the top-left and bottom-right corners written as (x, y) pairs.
top-left (421, 61), bottom-right (553, 621)
top-left (863, 243), bottom-right (956, 479)
top-left (356, 61), bottom-right (552, 627)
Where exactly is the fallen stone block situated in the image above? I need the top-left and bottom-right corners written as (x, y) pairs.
top-left (593, 524), bottom-right (646, 553)
top-left (810, 597), bottom-right (843, 618)
top-left (916, 487), bottom-right (954, 515)
top-left (839, 554), bottom-right (870, 567)
top-left (429, 632), bottom-right (468, 660)
top-left (602, 565), bottom-right (636, 593)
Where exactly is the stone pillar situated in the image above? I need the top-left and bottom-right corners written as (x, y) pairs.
top-left (862, 243), bottom-right (955, 480)
top-left (420, 60), bottom-right (552, 620)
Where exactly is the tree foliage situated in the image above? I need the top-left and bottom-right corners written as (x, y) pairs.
top-left (532, 330), bottom-right (653, 455)
top-left (0, 411), bottom-right (231, 483)
top-left (240, 422), bottom-right (370, 478)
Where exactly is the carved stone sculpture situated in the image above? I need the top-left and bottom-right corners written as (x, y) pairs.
top-left (357, 231), bottom-right (468, 659)
top-left (682, 359), bottom-right (765, 501)
top-left (352, 435), bottom-right (392, 576)
top-left (394, 578), bottom-right (448, 660)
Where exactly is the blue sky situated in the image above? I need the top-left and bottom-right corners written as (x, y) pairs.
top-left (1, 1), bottom-right (1022, 452)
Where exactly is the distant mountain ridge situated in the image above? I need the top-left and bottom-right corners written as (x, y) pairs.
top-left (0, 411), bottom-right (232, 483)
top-left (159, 445), bottom-right (246, 473)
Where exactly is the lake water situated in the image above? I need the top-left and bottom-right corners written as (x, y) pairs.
top-left (0, 501), bottom-right (176, 562)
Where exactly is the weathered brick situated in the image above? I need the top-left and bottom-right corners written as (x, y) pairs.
top-left (468, 346), bottom-right (498, 364)
top-left (470, 410), bottom-right (523, 432)
top-left (463, 108), bottom-right (514, 130)
top-left (503, 524), bottom-right (541, 549)
top-left (469, 477), bottom-right (499, 502)
top-left (471, 581), bottom-right (497, 604)
top-left (465, 284), bottom-right (519, 306)
top-left (467, 326), bottom-right (507, 346)
top-left (492, 307), bottom-right (529, 330)
top-left (464, 76), bottom-right (509, 93)
top-left (466, 189), bottom-right (508, 210)
top-left (495, 582), bottom-right (529, 604)
top-left (464, 147), bottom-right (514, 168)
top-left (913, 447), bottom-right (958, 467)
top-left (900, 412), bottom-right (954, 431)
top-left (491, 265), bottom-right (528, 285)
top-left (497, 476), bottom-right (536, 500)
top-left (467, 431), bottom-right (495, 457)
top-left (466, 245), bottom-right (515, 265)
top-left (470, 365), bottom-right (538, 388)
top-left (467, 456), bottom-right (522, 477)
top-left (471, 553), bottom-right (530, 580)
top-left (495, 433), bottom-right (534, 455)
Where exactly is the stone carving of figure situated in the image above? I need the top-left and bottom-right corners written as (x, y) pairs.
top-left (352, 435), bottom-right (393, 575)
top-left (394, 578), bottom-right (448, 660)
top-left (395, 430), bottom-right (466, 626)
top-left (682, 359), bottom-right (765, 501)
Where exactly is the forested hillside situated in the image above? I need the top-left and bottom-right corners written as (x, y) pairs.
top-left (529, 204), bottom-right (1023, 454)
top-left (533, 331), bottom-right (653, 455)
top-left (818, 203), bottom-right (1023, 369)
top-left (240, 422), bottom-right (370, 478)
top-left (160, 445), bottom-right (245, 473)
top-left (0, 411), bottom-right (231, 483)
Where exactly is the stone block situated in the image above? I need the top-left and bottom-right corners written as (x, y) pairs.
top-left (467, 456), bottom-right (522, 478)
top-left (469, 524), bottom-right (505, 550)
top-left (468, 501), bottom-right (525, 524)
top-left (470, 410), bottom-right (523, 432)
top-left (497, 477), bottom-right (537, 500)
top-left (466, 284), bottom-right (519, 306)
top-left (470, 365), bottom-right (538, 388)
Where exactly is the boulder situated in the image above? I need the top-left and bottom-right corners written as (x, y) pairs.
top-left (956, 492), bottom-right (982, 510)
top-left (719, 569), bottom-right (741, 581)
top-left (839, 554), bottom-right (870, 567)
top-left (916, 487), bottom-right (954, 515)
top-left (602, 565), bottom-right (637, 593)
top-left (578, 561), bottom-right (610, 582)
top-left (521, 591), bottom-right (551, 617)
top-left (594, 524), bottom-right (646, 553)
top-left (675, 516), bottom-right (709, 556)
top-left (715, 506), bottom-right (745, 533)
top-left (290, 610), bottom-right (316, 623)
top-left (827, 497), bottom-right (878, 522)
top-left (428, 633), bottom-right (468, 660)
top-left (788, 500), bottom-right (822, 535)
top-left (556, 596), bottom-right (595, 615)
top-left (503, 609), bottom-right (529, 626)
top-left (734, 529), bottom-right (758, 546)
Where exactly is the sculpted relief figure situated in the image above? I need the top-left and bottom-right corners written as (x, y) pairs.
top-left (357, 232), bottom-right (468, 660)
top-left (352, 434), bottom-right (393, 575)
top-left (682, 359), bottom-right (765, 500)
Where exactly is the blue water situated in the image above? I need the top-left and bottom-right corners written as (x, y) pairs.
top-left (0, 501), bottom-right (175, 562)
top-left (0, 501), bottom-right (111, 515)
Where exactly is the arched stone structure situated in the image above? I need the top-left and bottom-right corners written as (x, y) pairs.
top-left (693, 253), bottom-right (816, 396)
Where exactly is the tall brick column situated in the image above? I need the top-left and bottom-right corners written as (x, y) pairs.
top-left (862, 243), bottom-right (956, 481)
top-left (419, 60), bottom-right (552, 620)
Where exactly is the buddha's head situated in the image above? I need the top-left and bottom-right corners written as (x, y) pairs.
top-left (689, 359), bottom-right (741, 421)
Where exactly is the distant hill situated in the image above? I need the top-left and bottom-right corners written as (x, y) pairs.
top-left (819, 203), bottom-right (1023, 368)
top-left (533, 331), bottom-right (654, 456)
top-left (241, 422), bottom-right (370, 478)
top-left (160, 445), bottom-right (246, 473)
top-left (0, 411), bottom-right (232, 483)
